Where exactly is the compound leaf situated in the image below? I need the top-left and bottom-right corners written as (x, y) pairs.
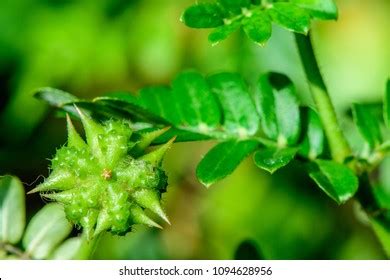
top-left (182, 0), bottom-right (338, 45)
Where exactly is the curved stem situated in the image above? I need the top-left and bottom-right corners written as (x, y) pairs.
top-left (295, 33), bottom-right (351, 163)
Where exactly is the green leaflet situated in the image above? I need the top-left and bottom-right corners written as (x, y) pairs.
top-left (242, 10), bottom-right (272, 46)
top-left (171, 71), bottom-right (221, 129)
top-left (299, 108), bottom-right (325, 160)
top-left (255, 72), bottom-right (301, 146)
top-left (352, 104), bottom-right (383, 149)
top-left (385, 79), bottom-right (390, 127)
top-left (0, 175), bottom-right (25, 245)
top-left (196, 140), bottom-right (258, 187)
top-left (208, 73), bottom-right (259, 137)
top-left (209, 19), bottom-right (242, 45)
top-left (268, 3), bottom-right (311, 34)
top-left (23, 203), bottom-right (73, 259)
top-left (291, 0), bottom-right (338, 20)
top-left (308, 160), bottom-right (359, 204)
top-left (181, 3), bottom-right (224, 28)
top-left (253, 147), bottom-right (298, 174)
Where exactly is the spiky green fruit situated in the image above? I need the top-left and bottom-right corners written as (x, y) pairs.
top-left (30, 110), bottom-right (174, 239)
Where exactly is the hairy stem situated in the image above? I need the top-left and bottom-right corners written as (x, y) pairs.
top-left (295, 33), bottom-right (351, 163)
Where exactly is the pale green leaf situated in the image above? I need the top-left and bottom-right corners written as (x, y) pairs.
top-left (23, 203), bottom-right (72, 259)
top-left (34, 87), bottom-right (78, 108)
top-left (50, 237), bottom-right (83, 260)
top-left (0, 175), bottom-right (25, 244)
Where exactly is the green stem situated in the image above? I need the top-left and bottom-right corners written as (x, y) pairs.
top-left (76, 232), bottom-right (102, 260)
top-left (295, 33), bottom-right (351, 163)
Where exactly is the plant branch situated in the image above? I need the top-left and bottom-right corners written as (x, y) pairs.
top-left (0, 242), bottom-right (30, 259)
top-left (295, 33), bottom-right (351, 163)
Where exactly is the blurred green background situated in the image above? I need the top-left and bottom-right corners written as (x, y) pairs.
top-left (0, 0), bottom-right (389, 259)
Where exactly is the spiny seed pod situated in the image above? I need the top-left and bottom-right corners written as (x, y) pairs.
top-left (30, 108), bottom-right (174, 240)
